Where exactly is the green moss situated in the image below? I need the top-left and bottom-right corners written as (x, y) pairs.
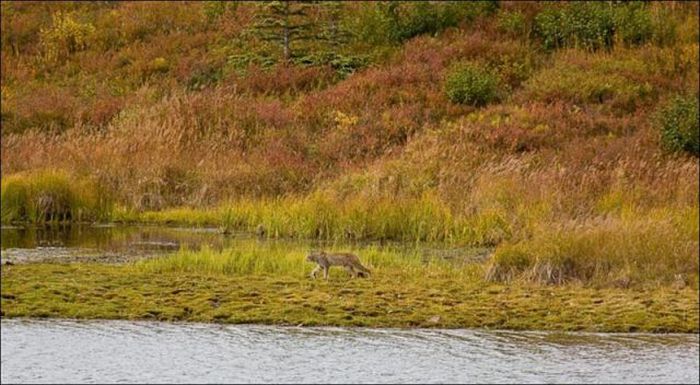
top-left (2, 263), bottom-right (697, 332)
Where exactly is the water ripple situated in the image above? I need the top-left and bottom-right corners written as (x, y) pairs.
top-left (2, 319), bottom-right (698, 384)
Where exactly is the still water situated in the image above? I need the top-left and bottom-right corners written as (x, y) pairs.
top-left (0, 224), bottom-right (490, 265)
top-left (2, 319), bottom-right (698, 384)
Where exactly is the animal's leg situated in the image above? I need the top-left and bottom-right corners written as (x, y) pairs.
top-left (310, 265), bottom-right (321, 279)
top-left (345, 266), bottom-right (356, 278)
top-left (323, 266), bottom-right (329, 280)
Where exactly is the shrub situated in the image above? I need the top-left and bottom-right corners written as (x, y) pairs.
top-left (521, 53), bottom-right (656, 111)
top-left (39, 10), bottom-right (96, 63)
top-left (533, 7), bottom-right (567, 50)
top-left (657, 94), bottom-right (700, 155)
top-left (534, 2), bottom-right (656, 51)
top-left (202, 1), bottom-right (237, 22)
top-left (355, 1), bottom-right (498, 45)
top-left (397, 1), bottom-right (497, 41)
top-left (497, 10), bottom-right (528, 39)
top-left (535, 2), bottom-right (614, 51)
top-left (613, 2), bottom-right (653, 46)
top-left (444, 63), bottom-right (499, 106)
top-left (151, 57), bottom-right (169, 73)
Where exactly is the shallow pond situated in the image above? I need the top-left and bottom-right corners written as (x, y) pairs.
top-left (1, 319), bottom-right (698, 384)
top-left (0, 224), bottom-right (490, 265)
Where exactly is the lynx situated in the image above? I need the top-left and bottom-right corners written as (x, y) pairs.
top-left (306, 251), bottom-right (371, 280)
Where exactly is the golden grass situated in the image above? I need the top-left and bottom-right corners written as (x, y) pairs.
top-left (0, 170), bottom-right (113, 223)
top-left (486, 207), bottom-right (699, 286)
top-left (0, 3), bottom-right (697, 294)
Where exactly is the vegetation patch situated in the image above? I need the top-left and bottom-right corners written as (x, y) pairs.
top-left (2, 261), bottom-right (697, 333)
top-left (520, 52), bottom-right (656, 111)
top-left (485, 209), bottom-right (699, 286)
top-left (657, 94), bottom-right (700, 156)
top-left (0, 2), bottom-right (698, 322)
top-left (445, 62), bottom-right (501, 106)
top-left (533, 2), bottom-right (657, 51)
top-left (1, 170), bottom-right (113, 224)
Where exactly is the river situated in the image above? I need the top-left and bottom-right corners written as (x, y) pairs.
top-left (2, 319), bottom-right (698, 384)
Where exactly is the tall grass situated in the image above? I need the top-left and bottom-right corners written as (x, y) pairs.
top-left (1, 170), bottom-right (113, 223)
top-left (1, 3), bottom-right (697, 289)
top-left (130, 192), bottom-right (513, 246)
top-left (136, 241), bottom-right (468, 279)
top-left (485, 207), bottom-right (699, 286)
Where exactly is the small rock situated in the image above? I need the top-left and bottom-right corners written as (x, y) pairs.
top-left (428, 315), bottom-right (441, 324)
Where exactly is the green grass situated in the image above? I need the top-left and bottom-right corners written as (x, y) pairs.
top-left (115, 192), bottom-right (700, 289)
top-left (520, 50), bottom-right (656, 111)
top-left (3, 237), bottom-right (697, 331)
top-left (2, 261), bottom-right (697, 332)
top-left (136, 242), bottom-right (470, 279)
top-left (1, 170), bottom-right (113, 224)
top-left (123, 192), bottom-right (517, 247)
top-left (4, 169), bottom-right (697, 290)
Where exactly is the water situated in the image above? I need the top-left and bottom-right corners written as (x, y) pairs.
top-left (2, 319), bottom-right (698, 384)
top-left (0, 224), bottom-right (491, 265)
top-left (1, 224), bottom-right (238, 264)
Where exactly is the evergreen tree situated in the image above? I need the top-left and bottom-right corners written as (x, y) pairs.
top-left (317, 1), bottom-right (352, 50)
top-left (251, 1), bottom-right (315, 63)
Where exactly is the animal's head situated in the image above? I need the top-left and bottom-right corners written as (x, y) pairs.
top-left (306, 250), bottom-right (325, 263)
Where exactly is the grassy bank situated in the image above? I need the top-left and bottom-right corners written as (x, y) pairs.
top-left (1, 2), bottom-right (697, 324)
top-left (118, 193), bottom-right (477, 243)
top-left (2, 260), bottom-right (697, 332)
top-left (486, 208), bottom-right (700, 286)
top-left (114, 200), bottom-right (699, 287)
top-left (1, 170), bottom-right (113, 224)
top-left (4, 176), bottom-right (696, 287)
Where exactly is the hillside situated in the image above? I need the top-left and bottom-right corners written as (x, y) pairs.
top-left (1, 1), bottom-right (699, 287)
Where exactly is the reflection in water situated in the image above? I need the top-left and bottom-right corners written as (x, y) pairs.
top-left (0, 225), bottom-right (327, 264)
top-left (1, 319), bottom-right (698, 384)
top-left (0, 224), bottom-right (491, 265)
top-left (1, 224), bottom-right (237, 251)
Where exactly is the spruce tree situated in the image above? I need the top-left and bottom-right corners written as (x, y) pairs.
top-left (251, 1), bottom-right (315, 63)
top-left (317, 1), bottom-right (352, 50)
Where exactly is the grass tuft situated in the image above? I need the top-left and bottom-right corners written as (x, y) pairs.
top-left (1, 170), bottom-right (113, 224)
top-left (486, 208), bottom-right (699, 286)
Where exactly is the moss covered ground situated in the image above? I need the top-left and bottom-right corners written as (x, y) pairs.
top-left (2, 263), bottom-right (697, 333)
